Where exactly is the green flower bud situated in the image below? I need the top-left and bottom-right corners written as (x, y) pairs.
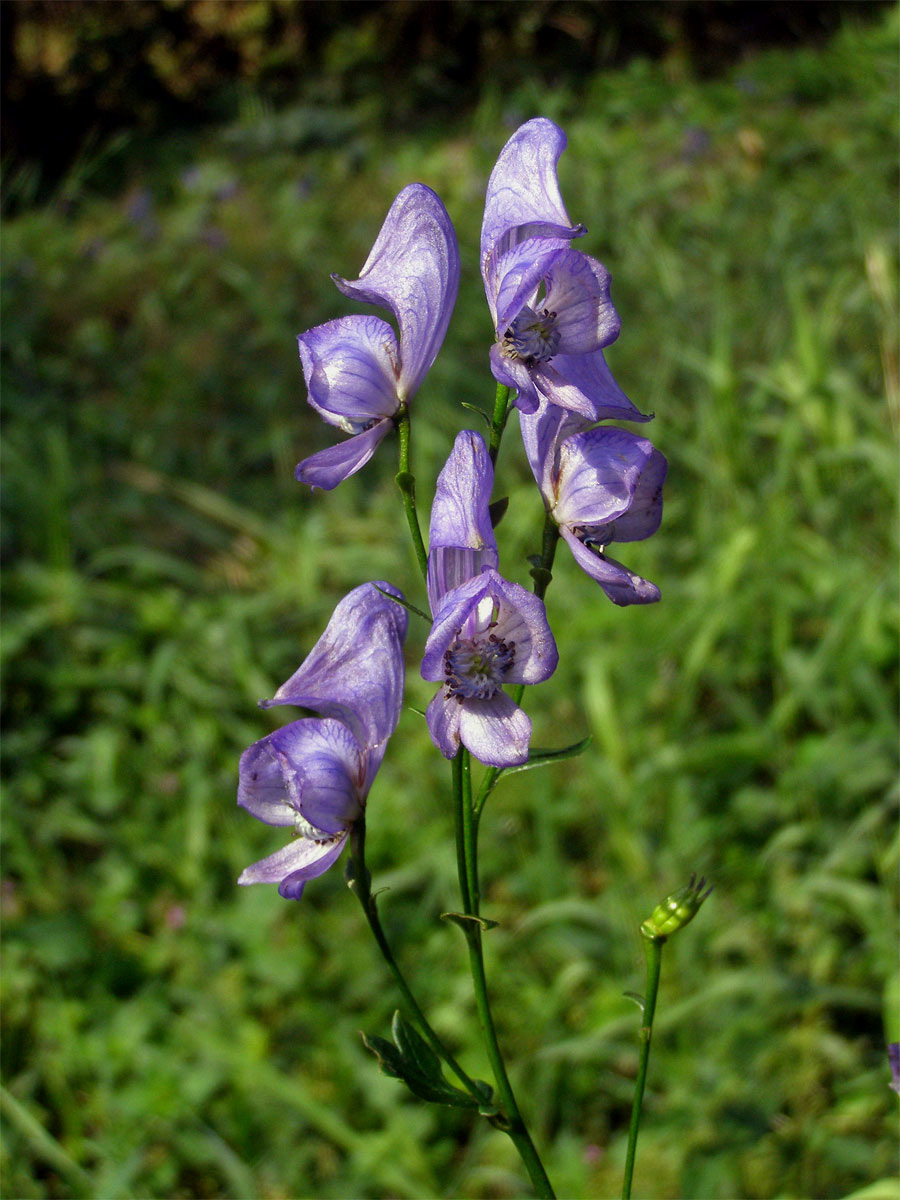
top-left (641, 874), bottom-right (712, 941)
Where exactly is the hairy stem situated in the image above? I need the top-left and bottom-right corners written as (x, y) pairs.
top-left (621, 936), bottom-right (665, 1199)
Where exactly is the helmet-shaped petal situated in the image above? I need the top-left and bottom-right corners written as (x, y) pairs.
top-left (332, 183), bottom-right (460, 398)
top-left (260, 582), bottom-right (408, 751)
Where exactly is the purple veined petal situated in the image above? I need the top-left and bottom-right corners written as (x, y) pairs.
top-left (544, 349), bottom-right (652, 424)
top-left (360, 736), bottom-right (391, 796)
top-left (603, 445), bottom-right (667, 543)
top-left (489, 237), bottom-right (567, 333)
top-left (298, 315), bottom-right (401, 430)
top-left (458, 691), bottom-right (532, 767)
top-left (261, 581), bottom-right (408, 751)
top-left (560, 526), bottom-right (661, 606)
top-left (428, 431), bottom-right (497, 553)
top-left (269, 718), bottom-right (364, 835)
top-left (533, 362), bottom-right (603, 421)
top-left (331, 183), bottom-right (460, 398)
top-left (425, 689), bottom-right (463, 759)
top-left (543, 251), bottom-right (620, 355)
top-left (519, 394), bottom-right (595, 502)
top-left (295, 418), bottom-right (392, 491)
top-left (481, 118), bottom-right (585, 276)
top-left (485, 575), bottom-right (559, 685)
top-left (427, 546), bottom-right (499, 617)
top-left (553, 428), bottom-right (658, 529)
top-left (489, 344), bottom-right (540, 415)
top-left (237, 830), bottom-right (348, 899)
top-left (427, 431), bottom-right (499, 611)
top-left (237, 736), bottom-right (300, 827)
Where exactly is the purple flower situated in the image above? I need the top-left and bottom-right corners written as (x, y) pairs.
top-left (238, 581), bottom-right (408, 899)
top-left (422, 431), bottom-right (558, 766)
top-left (481, 118), bottom-right (635, 421)
top-left (295, 184), bottom-right (460, 490)
top-left (426, 429), bottom-right (499, 613)
top-left (521, 397), bottom-right (667, 606)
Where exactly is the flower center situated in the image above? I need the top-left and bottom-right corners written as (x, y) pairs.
top-left (444, 632), bottom-right (516, 701)
top-left (501, 305), bottom-right (560, 367)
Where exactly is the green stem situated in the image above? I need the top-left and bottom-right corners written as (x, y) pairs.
top-left (348, 819), bottom-right (483, 1101)
top-left (621, 936), bottom-right (665, 1199)
top-left (488, 383), bottom-right (512, 465)
top-left (452, 751), bottom-right (556, 1198)
top-left (461, 749), bottom-right (481, 916)
top-left (0, 1085), bottom-right (93, 1196)
top-left (530, 512), bottom-right (560, 602)
top-left (451, 752), bottom-right (473, 914)
top-left (395, 404), bottom-right (428, 583)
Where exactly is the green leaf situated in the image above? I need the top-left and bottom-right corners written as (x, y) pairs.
top-left (441, 912), bottom-right (499, 932)
top-left (362, 1016), bottom-right (485, 1110)
top-left (498, 737), bottom-right (592, 778)
top-left (372, 585), bottom-right (430, 623)
top-left (460, 402), bottom-right (491, 428)
top-left (361, 1033), bottom-right (405, 1079)
top-left (391, 1012), bottom-right (443, 1082)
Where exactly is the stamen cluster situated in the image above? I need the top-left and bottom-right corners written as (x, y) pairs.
top-left (444, 631), bottom-right (517, 701)
top-left (502, 306), bottom-right (560, 367)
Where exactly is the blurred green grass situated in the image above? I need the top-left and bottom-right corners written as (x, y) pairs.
top-left (2, 11), bottom-right (898, 1199)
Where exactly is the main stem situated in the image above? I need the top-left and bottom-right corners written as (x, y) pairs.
top-left (452, 750), bottom-right (555, 1198)
top-left (621, 936), bottom-right (665, 1199)
top-left (395, 404), bottom-right (429, 583)
top-left (348, 820), bottom-right (485, 1101)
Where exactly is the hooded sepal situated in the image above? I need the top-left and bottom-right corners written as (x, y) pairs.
top-left (331, 183), bottom-right (460, 398)
top-left (260, 581), bottom-right (408, 751)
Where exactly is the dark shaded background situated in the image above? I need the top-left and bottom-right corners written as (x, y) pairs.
top-left (3, 0), bottom-right (891, 208)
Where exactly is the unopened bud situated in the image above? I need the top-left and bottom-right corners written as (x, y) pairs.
top-left (641, 874), bottom-right (712, 941)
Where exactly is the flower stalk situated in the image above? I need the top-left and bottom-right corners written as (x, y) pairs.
top-left (347, 818), bottom-right (484, 1102)
top-left (621, 935), bottom-right (663, 1200)
top-left (622, 877), bottom-right (712, 1198)
top-left (396, 404), bottom-right (429, 583)
top-left (452, 750), bottom-right (556, 1198)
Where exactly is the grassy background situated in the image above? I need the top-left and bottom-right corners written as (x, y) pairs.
top-left (2, 8), bottom-right (898, 1198)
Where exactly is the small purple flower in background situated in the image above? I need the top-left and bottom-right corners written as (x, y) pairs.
top-left (480, 118), bottom-right (627, 419)
top-left (422, 431), bottom-right (558, 766)
top-left (295, 184), bottom-right (460, 490)
top-left (238, 582), bottom-right (407, 899)
top-left (889, 1043), bottom-right (900, 1094)
top-left (521, 396), bottom-right (667, 606)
